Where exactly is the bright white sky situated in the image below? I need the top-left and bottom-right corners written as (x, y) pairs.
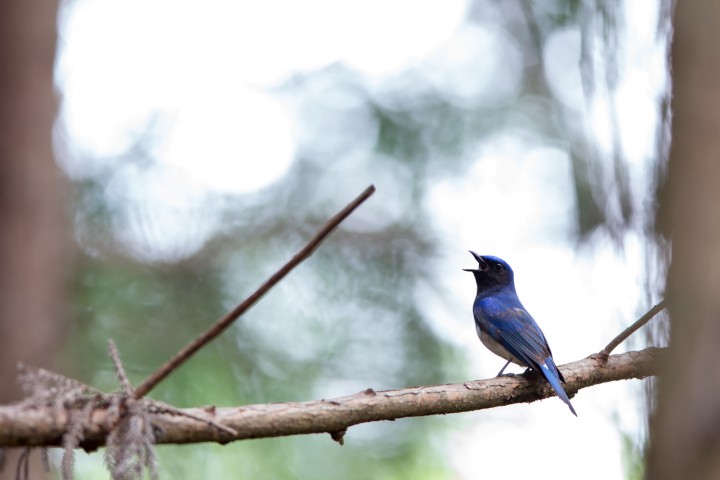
top-left (56, 0), bottom-right (667, 478)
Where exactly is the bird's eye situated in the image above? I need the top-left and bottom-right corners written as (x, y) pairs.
top-left (494, 263), bottom-right (504, 272)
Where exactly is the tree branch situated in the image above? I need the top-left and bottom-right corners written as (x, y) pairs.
top-left (597, 299), bottom-right (667, 359)
top-left (0, 347), bottom-right (664, 449)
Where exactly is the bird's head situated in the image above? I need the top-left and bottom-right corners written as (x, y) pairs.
top-left (463, 251), bottom-right (515, 291)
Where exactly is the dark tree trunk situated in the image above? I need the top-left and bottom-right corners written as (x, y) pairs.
top-left (648, 1), bottom-right (720, 479)
top-left (0, 0), bottom-right (68, 477)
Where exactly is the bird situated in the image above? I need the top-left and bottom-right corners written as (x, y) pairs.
top-left (464, 251), bottom-right (576, 416)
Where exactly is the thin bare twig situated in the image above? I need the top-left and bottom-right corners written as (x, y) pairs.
top-left (146, 401), bottom-right (238, 436)
top-left (597, 299), bottom-right (667, 359)
top-left (108, 340), bottom-right (133, 396)
top-left (133, 185), bottom-right (377, 399)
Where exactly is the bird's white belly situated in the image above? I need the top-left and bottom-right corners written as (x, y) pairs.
top-left (476, 323), bottom-right (523, 365)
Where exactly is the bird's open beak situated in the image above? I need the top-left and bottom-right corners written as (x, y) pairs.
top-left (463, 250), bottom-right (489, 272)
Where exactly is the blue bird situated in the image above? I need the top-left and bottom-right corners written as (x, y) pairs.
top-left (464, 251), bottom-right (576, 416)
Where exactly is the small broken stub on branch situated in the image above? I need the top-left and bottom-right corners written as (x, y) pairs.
top-left (329, 429), bottom-right (347, 446)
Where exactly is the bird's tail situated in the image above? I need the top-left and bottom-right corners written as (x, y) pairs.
top-left (539, 358), bottom-right (577, 416)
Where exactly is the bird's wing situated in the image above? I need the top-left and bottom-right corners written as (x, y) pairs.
top-left (494, 308), bottom-right (569, 382)
top-left (478, 301), bottom-right (554, 371)
top-left (493, 314), bottom-right (551, 368)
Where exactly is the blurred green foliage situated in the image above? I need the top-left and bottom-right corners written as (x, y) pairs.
top-left (620, 430), bottom-right (645, 480)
